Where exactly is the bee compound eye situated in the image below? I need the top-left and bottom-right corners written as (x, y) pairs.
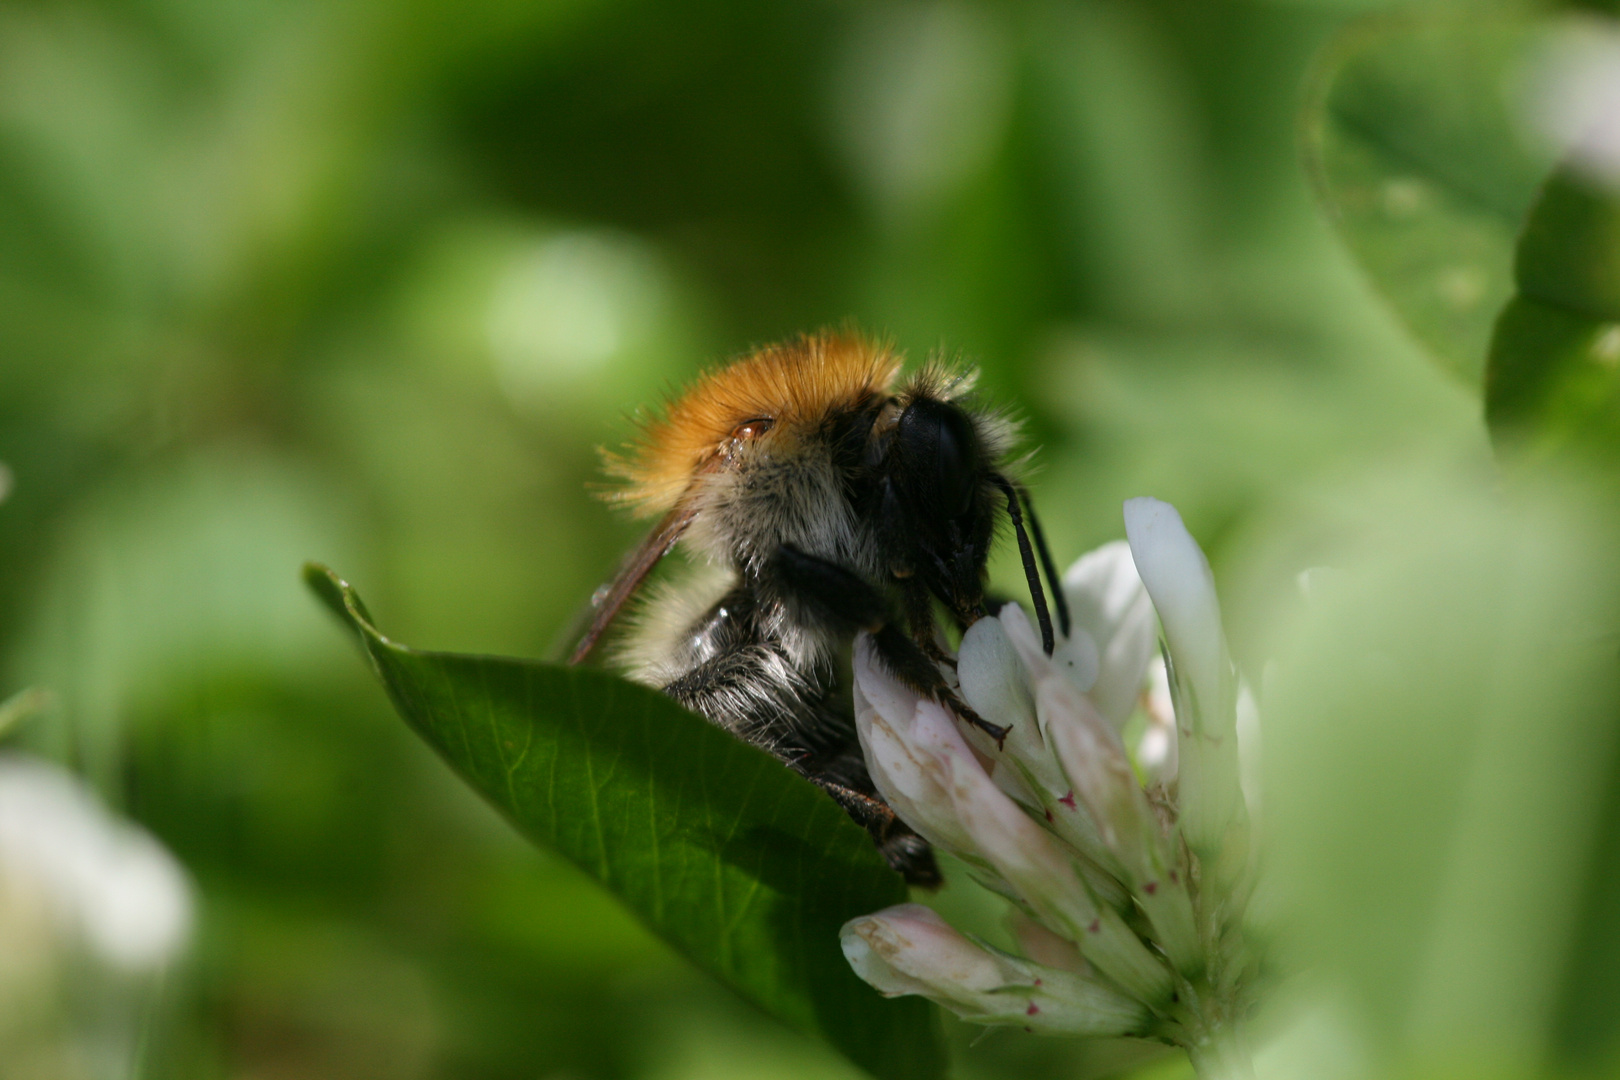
top-left (897, 397), bottom-right (978, 518)
top-left (732, 417), bottom-right (774, 440)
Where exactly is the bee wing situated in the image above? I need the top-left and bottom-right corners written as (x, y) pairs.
top-left (567, 503), bottom-right (697, 665)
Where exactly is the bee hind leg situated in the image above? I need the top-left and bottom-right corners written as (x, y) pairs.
top-left (900, 578), bottom-right (958, 669)
top-left (810, 775), bottom-right (942, 888)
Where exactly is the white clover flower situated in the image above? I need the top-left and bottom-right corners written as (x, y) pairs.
top-left (842, 498), bottom-right (1260, 1075)
top-left (0, 756), bottom-right (193, 971)
top-left (0, 755), bottom-right (194, 1080)
top-left (1521, 20), bottom-right (1620, 191)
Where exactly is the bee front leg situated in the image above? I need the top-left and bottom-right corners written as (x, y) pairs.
top-left (767, 545), bottom-right (1011, 747)
top-left (899, 578), bottom-right (956, 669)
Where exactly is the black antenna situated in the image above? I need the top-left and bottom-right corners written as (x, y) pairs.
top-left (1018, 485), bottom-right (1071, 640)
top-left (993, 474), bottom-right (1055, 656)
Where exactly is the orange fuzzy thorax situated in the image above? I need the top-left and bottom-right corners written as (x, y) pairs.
top-left (605, 332), bottom-right (902, 515)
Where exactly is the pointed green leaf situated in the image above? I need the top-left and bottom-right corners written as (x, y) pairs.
top-left (1303, 13), bottom-right (1553, 381)
top-left (303, 563), bottom-right (945, 1080)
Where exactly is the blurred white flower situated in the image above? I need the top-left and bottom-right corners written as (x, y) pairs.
top-left (0, 755), bottom-right (193, 1080)
top-left (1521, 19), bottom-right (1620, 190)
top-left (842, 498), bottom-right (1260, 1076)
top-left (0, 755), bottom-right (192, 971)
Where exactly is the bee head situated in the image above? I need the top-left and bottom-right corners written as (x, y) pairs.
top-left (895, 395), bottom-right (982, 519)
top-left (872, 380), bottom-right (1009, 623)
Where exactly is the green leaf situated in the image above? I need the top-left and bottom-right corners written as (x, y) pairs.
top-left (303, 563), bottom-right (946, 1080)
top-left (1486, 171), bottom-right (1620, 470)
top-left (1302, 12), bottom-right (1553, 382)
top-left (1517, 169), bottom-right (1620, 317)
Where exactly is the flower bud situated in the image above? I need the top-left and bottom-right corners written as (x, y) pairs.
top-left (1060, 540), bottom-right (1158, 729)
top-left (983, 605), bottom-right (1133, 896)
top-left (1038, 679), bottom-right (1153, 871)
top-left (912, 703), bottom-right (1173, 1003)
top-left (918, 700), bottom-right (1092, 933)
top-left (1009, 912), bottom-right (1085, 973)
top-left (1124, 497), bottom-right (1242, 856)
top-left (1123, 498), bottom-right (1226, 729)
top-left (1138, 656), bottom-right (1178, 782)
top-left (959, 614), bottom-right (1107, 860)
top-left (957, 615), bottom-right (1054, 803)
top-left (1036, 669), bottom-right (1203, 977)
top-left (842, 903), bottom-right (1017, 1001)
top-left (852, 641), bottom-right (978, 857)
top-left (842, 905), bottom-right (1149, 1036)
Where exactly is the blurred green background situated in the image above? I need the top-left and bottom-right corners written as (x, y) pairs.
top-left (0, 0), bottom-right (1541, 1076)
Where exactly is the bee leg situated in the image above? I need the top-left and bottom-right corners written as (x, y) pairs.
top-left (769, 545), bottom-right (1012, 747)
top-left (872, 623), bottom-right (1010, 748)
top-left (810, 777), bottom-right (943, 888)
top-left (900, 578), bottom-right (955, 669)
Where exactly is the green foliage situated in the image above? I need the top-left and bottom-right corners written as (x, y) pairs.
top-left (1488, 171), bottom-right (1620, 470)
top-left (2, 0), bottom-right (1597, 1077)
top-left (1241, 462), bottom-right (1620, 1075)
top-left (0, 686), bottom-right (49, 741)
top-left (303, 564), bottom-right (945, 1080)
top-left (1302, 11), bottom-right (1552, 381)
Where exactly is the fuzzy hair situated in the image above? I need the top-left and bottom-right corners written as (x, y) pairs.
top-left (602, 331), bottom-right (903, 516)
top-left (601, 333), bottom-right (1023, 677)
top-left (610, 559), bottom-right (736, 687)
top-left (897, 359), bottom-right (1020, 467)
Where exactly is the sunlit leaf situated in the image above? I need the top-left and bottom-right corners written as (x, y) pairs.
top-left (1486, 170), bottom-right (1620, 469)
top-left (303, 564), bottom-right (946, 1080)
top-left (1302, 13), bottom-right (1552, 382)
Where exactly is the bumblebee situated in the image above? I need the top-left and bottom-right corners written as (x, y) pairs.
top-left (570, 332), bottom-right (1069, 886)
